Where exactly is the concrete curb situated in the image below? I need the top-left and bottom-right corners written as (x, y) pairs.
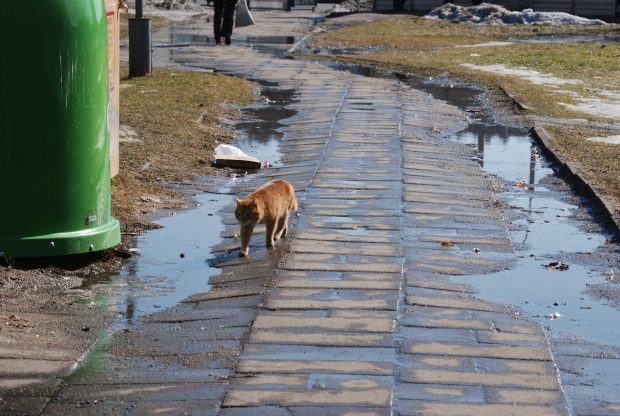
top-left (530, 125), bottom-right (620, 235)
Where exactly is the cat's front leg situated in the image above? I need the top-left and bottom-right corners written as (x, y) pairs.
top-left (265, 220), bottom-right (276, 248)
top-left (239, 224), bottom-right (254, 257)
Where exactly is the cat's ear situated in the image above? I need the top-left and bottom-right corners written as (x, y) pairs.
top-left (235, 198), bottom-right (242, 205)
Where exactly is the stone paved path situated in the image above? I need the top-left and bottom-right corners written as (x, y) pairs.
top-left (13, 8), bottom-right (571, 416)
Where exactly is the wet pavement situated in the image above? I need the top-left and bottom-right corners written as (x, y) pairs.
top-left (4, 6), bottom-right (620, 416)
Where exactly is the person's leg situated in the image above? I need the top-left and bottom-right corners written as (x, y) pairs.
top-left (222, 0), bottom-right (238, 44)
top-left (213, 0), bottom-right (224, 44)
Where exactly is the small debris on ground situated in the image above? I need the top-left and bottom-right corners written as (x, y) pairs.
top-left (515, 180), bottom-right (527, 188)
top-left (546, 312), bottom-right (562, 319)
top-left (214, 144), bottom-right (261, 169)
top-left (604, 269), bottom-right (615, 281)
top-left (441, 241), bottom-right (454, 247)
top-left (263, 161), bottom-right (272, 168)
top-left (155, 0), bottom-right (204, 11)
top-left (544, 261), bottom-right (569, 271)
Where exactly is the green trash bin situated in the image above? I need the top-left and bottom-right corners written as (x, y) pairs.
top-left (0, 0), bottom-right (120, 257)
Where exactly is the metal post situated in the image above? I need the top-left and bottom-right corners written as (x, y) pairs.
top-left (129, 0), bottom-right (152, 77)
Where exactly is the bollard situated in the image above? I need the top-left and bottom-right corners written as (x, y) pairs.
top-left (129, 0), bottom-right (152, 77)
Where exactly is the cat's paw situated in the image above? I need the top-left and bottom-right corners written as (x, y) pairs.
top-left (239, 250), bottom-right (248, 257)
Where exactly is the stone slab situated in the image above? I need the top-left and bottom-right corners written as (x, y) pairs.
top-left (396, 383), bottom-right (484, 403)
top-left (406, 279), bottom-right (476, 293)
top-left (237, 359), bottom-right (393, 375)
top-left (403, 207), bottom-right (488, 218)
top-left (252, 315), bottom-right (395, 332)
top-left (486, 388), bottom-right (563, 405)
top-left (267, 299), bottom-right (396, 311)
top-left (283, 261), bottom-right (402, 273)
top-left (296, 232), bottom-right (399, 244)
top-left (397, 400), bottom-right (566, 416)
top-left (278, 279), bottom-right (399, 290)
top-left (223, 388), bottom-right (392, 407)
top-left (0, 347), bottom-right (75, 361)
top-left (57, 382), bottom-right (226, 402)
top-left (44, 399), bottom-right (221, 416)
top-left (406, 342), bottom-right (551, 361)
top-left (290, 241), bottom-right (401, 257)
top-left (406, 295), bottom-right (509, 313)
top-left (402, 369), bottom-right (559, 390)
top-left (0, 359), bottom-right (73, 377)
top-left (182, 287), bottom-right (264, 303)
top-left (220, 406), bottom-right (391, 416)
top-left (249, 330), bottom-right (392, 347)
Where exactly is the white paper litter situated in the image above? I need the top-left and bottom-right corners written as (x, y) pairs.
top-left (214, 144), bottom-right (250, 158)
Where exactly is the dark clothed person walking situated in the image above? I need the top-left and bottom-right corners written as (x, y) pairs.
top-left (213, 0), bottom-right (238, 45)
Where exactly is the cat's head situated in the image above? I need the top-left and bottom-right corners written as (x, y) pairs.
top-left (235, 198), bottom-right (261, 225)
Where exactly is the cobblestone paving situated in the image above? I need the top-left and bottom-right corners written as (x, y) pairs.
top-left (209, 46), bottom-right (568, 415)
top-left (12, 8), bottom-right (571, 416)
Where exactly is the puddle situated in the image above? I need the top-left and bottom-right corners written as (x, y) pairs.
top-left (462, 262), bottom-right (617, 344)
top-left (246, 36), bottom-right (296, 44)
top-left (109, 192), bottom-right (229, 322)
top-left (316, 59), bottom-right (620, 406)
top-left (233, 85), bottom-right (297, 165)
top-left (170, 32), bottom-right (216, 45)
top-left (510, 34), bottom-right (620, 44)
top-left (95, 80), bottom-right (296, 324)
top-left (564, 357), bottom-right (620, 406)
top-left (420, 78), bottom-right (619, 345)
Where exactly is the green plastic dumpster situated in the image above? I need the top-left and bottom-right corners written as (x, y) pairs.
top-left (0, 0), bottom-right (120, 257)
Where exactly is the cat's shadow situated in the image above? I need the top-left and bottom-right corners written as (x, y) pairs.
top-left (207, 239), bottom-right (289, 268)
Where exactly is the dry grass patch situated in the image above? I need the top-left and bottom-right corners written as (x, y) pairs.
top-left (113, 69), bottom-right (255, 234)
top-left (315, 16), bottom-right (620, 50)
top-left (312, 16), bottom-right (620, 120)
top-left (119, 13), bottom-right (167, 40)
top-left (543, 125), bottom-right (620, 206)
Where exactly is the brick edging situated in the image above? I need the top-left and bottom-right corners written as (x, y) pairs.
top-left (530, 125), bottom-right (620, 235)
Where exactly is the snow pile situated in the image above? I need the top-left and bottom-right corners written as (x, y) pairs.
top-left (331, 0), bottom-right (373, 14)
top-left (154, 0), bottom-right (204, 11)
top-left (426, 3), bottom-right (606, 25)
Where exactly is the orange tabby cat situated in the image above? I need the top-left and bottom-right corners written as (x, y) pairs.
top-left (235, 180), bottom-right (297, 257)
